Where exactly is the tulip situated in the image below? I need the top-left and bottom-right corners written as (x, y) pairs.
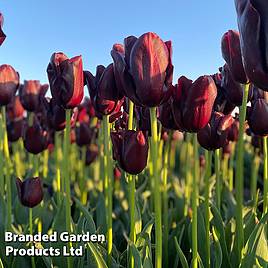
top-left (7, 95), bottom-right (25, 120)
top-left (159, 99), bottom-right (177, 130)
top-left (19, 80), bottom-right (48, 112)
top-left (172, 75), bottom-right (217, 132)
top-left (235, 0), bottom-right (268, 90)
top-left (114, 111), bottom-right (128, 131)
top-left (0, 13), bottom-right (6, 46)
top-left (228, 118), bottom-right (239, 142)
top-left (47, 52), bottom-right (84, 109)
top-left (197, 112), bottom-right (234, 150)
top-left (16, 177), bottom-right (43, 208)
top-left (85, 144), bottom-right (98, 166)
top-left (248, 98), bottom-right (268, 136)
top-left (221, 30), bottom-right (247, 83)
top-left (111, 130), bottom-right (149, 175)
top-left (84, 64), bottom-right (123, 115)
top-left (7, 119), bottom-right (24, 142)
top-left (77, 97), bottom-right (95, 123)
top-left (111, 32), bottom-right (173, 107)
top-left (0, 64), bottom-right (20, 106)
top-left (114, 166), bottom-right (121, 181)
top-left (75, 122), bottom-right (93, 147)
top-left (23, 119), bottom-right (49, 154)
top-left (135, 106), bottom-right (151, 133)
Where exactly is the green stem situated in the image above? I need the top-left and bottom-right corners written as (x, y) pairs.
top-left (149, 108), bottom-right (162, 268)
top-left (0, 113), bottom-right (4, 196)
top-left (229, 143), bottom-right (235, 191)
top-left (103, 115), bottom-right (113, 267)
top-left (2, 106), bottom-right (12, 230)
top-left (263, 136), bottom-right (268, 215)
top-left (250, 152), bottom-right (260, 205)
top-left (236, 83), bottom-right (249, 260)
top-left (204, 150), bottom-right (212, 268)
top-left (29, 208), bottom-right (36, 268)
top-left (55, 132), bottom-right (62, 205)
top-left (215, 149), bottom-right (221, 210)
top-left (192, 134), bottom-right (198, 268)
top-left (163, 136), bottom-right (170, 268)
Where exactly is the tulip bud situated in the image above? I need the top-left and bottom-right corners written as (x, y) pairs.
top-left (111, 130), bottom-right (149, 175)
top-left (221, 30), bottom-right (247, 83)
top-left (16, 177), bottom-right (43, 208)
top-left (85, 144), bottom-right (98, 165)
top-left (0, 13), bottom-right (6, 46)
top-left (7, 119), bottom-right (24, 142)
top-left (75, 122), bottom-right (93, 147)
top-left (23, 119), bottom-right (49, 154)
top-left (135, 106), bottom-right (151, 133)
top-left (228, 118), bottom-right (239, 142)
top-left (0, 65), bottom-right (20, 106)
top-left (197, 112), bottom-right (234, 150)
top-left (19, 80), bottom-right (48, 112)
top-left (47, 52), bottom-right (84, 109)
top-left (7, 95), bottom-right (25, 120)
top-left (235, 0), bottom-right (268, 90)
top-left (158, 99), bottom-right (177, 130)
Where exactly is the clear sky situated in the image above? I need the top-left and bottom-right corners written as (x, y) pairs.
top-left (0, 1), bottom-right (237, 87)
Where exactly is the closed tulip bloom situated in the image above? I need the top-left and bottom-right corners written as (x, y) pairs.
top-left (0, 13), bottom-right (6, 46)
top-left (75, 122), bottom-right (93, 147)
top-left (235, 0), bottom-right (268, 90)
top-left (47, 52), bottom-right (84, 109)
top-left (7, 119), bottom-right (24, 142)
top-left (84, 64), bottom-right (122, 115)
top-left (0, 64), bottom-right (20, 106)
top-left (19, 80), bottom-right (48, 112)
top-left (77, 97), bottom-right (95, 123)
top-left (16, 177), bottom-right (43, 208)
top-left (111, 32), bottom-right (173, 107)
top-left (158, 99), bottom-right (177, 130)
top-left (85, 144), bottom-right (98, 166)
top-left (135, 106), bottom-right (151, 133)
top-left (228, 118), bottom-right (239, 142)
top-left (7, 95), bottom-right (25, 120)
top-left (23, 120), bottom-right (49, 154)
top-left (111, 130), bottom-right (149, 175)
top-left (221, 30), bottom-right (247, 83)
top-left (248, 98), bottom-right (268, 136)
top-left (197, 112), bottom-right (234, 150)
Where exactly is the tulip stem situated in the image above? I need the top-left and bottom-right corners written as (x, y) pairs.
top-left (64, 109), bottom-right (72, 268)
top-left (163, 135), bottom-right (171, 268)
top-left (192, 134), bottom-right (199, 268)
top-left (204, 150), bottom-right (212, 268)
top-left (149, 107), bottom-right (162, 268)
top-left (250, 152), bottom-right (260, 205)
top-left (263, 136), bottom-right (268, 215)
top-left (29, 208), bottom-right (36, 268)
top-left (103, 115), bottom-right (113, 267)
top-left (0, 113), bottom-right (4, 197)
top-left (55, 132), bottom-right (62, 205)
top-left (127, 100), bottom-right (136, 268)
top-left (236, 82), bottom-right (249, 261)
top-left (215, 149), bottom-right (221, 210)
top-left (2, 106), bottom-right (12, 231)
top-left (229, 142), bottom-right (235, 191)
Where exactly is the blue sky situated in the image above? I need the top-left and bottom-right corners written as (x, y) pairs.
top-left (0, 1), bottom-right (237, 87)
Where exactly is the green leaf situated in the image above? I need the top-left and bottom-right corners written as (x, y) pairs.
top-left (211, 227), bottom-right (223, 268)
top-left (129, 244), bottom-right (143, 268)
top-left (174, 237), bottom-right (189, 268)
top-left (86, 242), bottom-right (108, 268)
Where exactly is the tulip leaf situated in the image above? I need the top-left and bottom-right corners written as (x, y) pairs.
top-left (129, 244), bottom-right (143, 268)
top-left (174, 237), bottom-right (189, 268)
top-left (211, 227), bottom-right (222, 268)
top-left (86, 242), bottom-right (108, 268)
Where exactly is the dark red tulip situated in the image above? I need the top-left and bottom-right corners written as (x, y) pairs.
top-left (16, 177), bottom-right (43, 208)
top-left (114, 111), bottom-right (128, 131)
top-left (0, 13), bottom-right (6, 46)
top-left (221, 30), bottom-right (247, 84)
top-left (114, 166), bottom-right (121, 181)
top-left (251, 134), bottom-right (263, 150)
top-left (75, 122), bottom-right (93, 147)
top-left (159, 99), bottom-right (177, 130)
top-left (111, 32), bottom-right (173, 107)
top-left (228, 118), bottom-right (239, 142)
top-left (223, 142), bottom-right (232, 156)
top-left (23, 119), bottom-right (49, 154)
top-left (19, 80), bottom-right (48, 112)
top-left (235, 0), bottom-right (268, 90)
top-left (172, 75), bottom-right (217, 132)
top-left (172, 130), bottom-right (184, 141)
top-left (77, 97), bottom-right (95, 123)
top-left (135, 106), bottom-right (151, 133)
top-left (47, 52), bottom-right (84, 109)
top-left (42, 97), bottom-right (78, 131)
top-left (84, 64), bottom-right (122, 115)
top-left (7, 95), bottom-right (25, 120)
top-left (248, 98), bottom-right (268, 136)
top-left (111, 130), bottom-right (149, 175)
top-left (197, 112), bottom-right (234, 150)
top-left (85, 144), bottom-right (98, 165)
top-left (7, 119), bottom-right (24, 142)
top-left (0, 65), bottom-right (20, 106)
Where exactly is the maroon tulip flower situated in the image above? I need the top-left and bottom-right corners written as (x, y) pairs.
top-left (172, 75), bottom-right (217, 132)
top-left (159, 99), bottom-right (177, 130)
top-left (77, 97), bottom-right (95, 123)
top-left (16, 177), bottom-right (43, 208)
top-left (0, 13), bottom-right (6, 46)
top-left (228, 118), bottom-right (239, 142)
top-left (197, 112), bottom-right (234, 151)
top-left (84, 64), bottom-right (123, 116)
top-left (235, 0), bottom-right (268, 90)
top-left (7, 119), bottom-right (24, 142)
top-left (7, 95), bottom-right (25, 120)
top-left (85, 144), bottom-right (98, 166)
top-left (19, 80), bottom-right (48, 112)
top-left (111, 130), bottom-right (149, 175)
top-left (221, 30), bottom-right (247, 84)
top-left (0, 64), bottom-right (20, 106)
top-left (23, 119), bottom-right (49, 154)
top-left (75, 122), bottom-right (93, 147)
top-left (111, 32), bottom-right (173, 107)
top-left (47, 52), bottom-right (84, 109)
top-left (247, 98), bottom-right (268, 136)
top-left (135, 106), bottom-right (151, 133)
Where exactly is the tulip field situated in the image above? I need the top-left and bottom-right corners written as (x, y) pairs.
top-left (1, 1), bottom-right (268, 268)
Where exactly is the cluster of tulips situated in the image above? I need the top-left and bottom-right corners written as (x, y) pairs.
top-left (1, 1), bottom-right (268, 267)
